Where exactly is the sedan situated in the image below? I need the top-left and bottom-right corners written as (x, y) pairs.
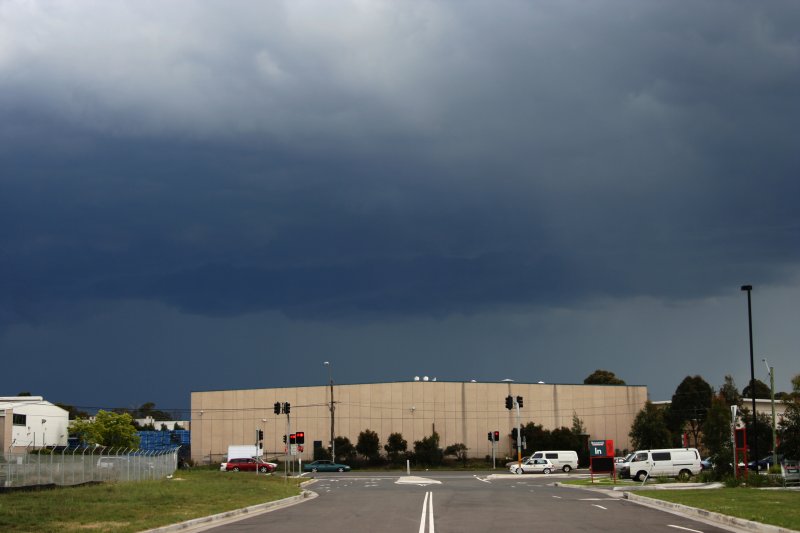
top-left (302, 460), bottom-right (351, 472)
top-left (510, 458), bottom-right (556, 475)
top-left (220, 457), bottom-right (277, 473)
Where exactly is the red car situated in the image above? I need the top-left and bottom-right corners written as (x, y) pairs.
top-left (220, 457), bottom-right (277, 473)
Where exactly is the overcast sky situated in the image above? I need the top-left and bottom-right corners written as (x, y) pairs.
top-left (1, 1), bottom-right (798, 415)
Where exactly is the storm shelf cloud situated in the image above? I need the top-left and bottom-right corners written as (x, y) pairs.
top-left (1, 0), bottom-right (799, 409)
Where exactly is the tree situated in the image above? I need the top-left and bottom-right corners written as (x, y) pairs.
top-left (384, 432), bottom-right (408, 463)
top-left (333, 436), bottom-right (355, 462)
top-left (629, 401), bottom-right (672, 450)
top-left (702, 396), bottom-right (731, 455)
top-left (742, 379), bottom-right (771, 400)
top-left (719, 375), bottom-right (741, 407)
top-left (670, 375), bottom-right (713, 447)
top-left (55, 402), bottom-right (90, 420)
top-left (68, 410), bottom-right (140, 448)
top-left (778, 374), bottom-right (800, 460)
top-left (583, 370), bottom-right (626, 385)
top-left (444, 443), bottom-right (469, 466)
top-left (356, 429), bottom-right (381, 462)
top-left (413, 432), bottom-right (443, 466)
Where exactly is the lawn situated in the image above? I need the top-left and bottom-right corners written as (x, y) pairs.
top-left (637, 488), bottom-right (800, 531)
top-left (0, 469), bottom-right (303, 533)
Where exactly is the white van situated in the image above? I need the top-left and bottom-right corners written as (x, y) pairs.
top-left (529, 450), bottom-right (579, 472)
top-left (626, 448), bottom-right (702, 481)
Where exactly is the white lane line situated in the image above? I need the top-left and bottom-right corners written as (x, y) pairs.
top-left (552, 495), bottom-right (562, 499)
top-left (418, 492), bottom-right (429, 533)
top-left (667, 525), bottom-right (703, 533)
top-left (473, 475), bottom-right (491, 483)
top-left (591, 504), bottom-right (607, 510)
top-left (428, 492), bottom-right (435, 533)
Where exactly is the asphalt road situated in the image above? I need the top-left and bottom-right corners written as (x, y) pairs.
top-left (194, 472), bottom-right (734, 533)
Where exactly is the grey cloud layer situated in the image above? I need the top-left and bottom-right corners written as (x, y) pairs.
top-left (1, 1), bottom-right (799, 326)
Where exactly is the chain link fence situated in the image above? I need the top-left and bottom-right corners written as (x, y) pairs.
top-left (1, 446), bottom-right (180, 488)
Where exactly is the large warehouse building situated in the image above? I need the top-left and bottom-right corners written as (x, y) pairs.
top-left (191, 380), bottom-right (647, 464)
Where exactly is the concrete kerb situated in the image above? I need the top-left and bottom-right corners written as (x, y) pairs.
top-left (555, 482), bottom-right (798, 533)
top-left (142, 480), bottom-right (318, 533)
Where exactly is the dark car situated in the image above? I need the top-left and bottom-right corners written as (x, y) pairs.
top-left (748, 454), bottom-right (783, 470)
top-left (302, 460), bottom-right (351, 472)
top-left (220, 457), bottom-right (277, 473)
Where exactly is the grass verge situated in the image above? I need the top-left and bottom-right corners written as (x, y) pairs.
top-left (0, 469), bottom-right (303, 533)
top-left (637, 488), bottom-right (800, 531)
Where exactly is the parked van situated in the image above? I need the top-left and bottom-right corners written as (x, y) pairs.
top-left (625, 448), bottom-right (702, 481)
top-left (529, 450), bottom-right (579, 472)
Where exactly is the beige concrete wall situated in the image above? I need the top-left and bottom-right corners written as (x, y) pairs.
top-left (191, 382), bottom-right (648, 464)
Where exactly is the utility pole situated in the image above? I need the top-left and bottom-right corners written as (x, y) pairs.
top-left (324, 361), bottom-right (335, 461)
top-left (764, 359), bottom-right (777, 470)
top-left (741, 284), bottom-right (758, 473)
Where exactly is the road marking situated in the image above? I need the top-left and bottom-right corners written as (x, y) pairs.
top-left (579, 498), bottom-right (616, 501)
top-left (591, 504), bottom-right (607, 510)
top-left (473, 475), bottom-right (491, 483)
top-left (667, 526), bottom-right (703, 533)
top-left (418, 491), bottom-right (435, 533)
top-left (552, 495), bottom-right (562, 499)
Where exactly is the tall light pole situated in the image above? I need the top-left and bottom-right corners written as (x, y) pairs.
top-left (741, 284), bottom-right (758, 472)
top-left (763, 358), bottom-right (777, 470)
top-left (324, 361), bottom-right (335, 460)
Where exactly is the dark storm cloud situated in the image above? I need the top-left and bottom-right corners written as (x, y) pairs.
top-left (2, 0), bottom-right (800, 328)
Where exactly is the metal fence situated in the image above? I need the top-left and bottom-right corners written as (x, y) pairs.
top-left (1, 446), bottom-right (180, 488)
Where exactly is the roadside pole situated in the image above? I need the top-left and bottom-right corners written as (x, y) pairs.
top-left (285, 415), bottom-right (290, 482)
top-left (515, 399), bottom-right (522, 467)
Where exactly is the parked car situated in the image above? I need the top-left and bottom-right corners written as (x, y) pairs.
top-left (748, 454), bottom-right (783, 470)
top-left (220, 457), bottom-right (277, 473)
top-left (700, 456), bottom-right (715, 470)
top-left (510, 458), bottom-right (556, 475)
top-left (624, 448), bottom-right (702, 481)
top-left (302, 460), bottom-right (351, 472)
top-left (615, 453), bottom-right (634, 477)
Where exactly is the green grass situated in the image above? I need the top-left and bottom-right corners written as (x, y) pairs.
top-left (0, 470), bottom-right (302, 533)
top-left (637, 488), bottom-right (800, 530)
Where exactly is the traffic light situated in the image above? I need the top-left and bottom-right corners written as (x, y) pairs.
top-left (282, 435), bottom-right (287, 443)
top-left (494, 431), bottom-right (500, 442)
top-left (296, 431), bottom-right (305, 444)
top-left (511, 427), bottom-right (518, 441)
top-left (284, 402), bottom-right (291, 414)
top-left (505, 395), bottom-right (513, 410)
top-left (487, 432), bottom-right (492, 442)
top-left (290, 433), bottom-right (297, 445)
top-left (274, 402), bottom-right (281, 415)
top-left (516, 396), bottom-right (523, 408)
top-left (257, 430), bottom-right (264, 442)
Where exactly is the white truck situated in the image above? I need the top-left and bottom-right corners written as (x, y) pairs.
top-left (227, 445), bottom-right (261, 460)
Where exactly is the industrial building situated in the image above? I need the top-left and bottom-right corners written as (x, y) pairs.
top-left (0, 396), bottom-right (70, 452)
top-left (191, 380), bottom-right (647, 463)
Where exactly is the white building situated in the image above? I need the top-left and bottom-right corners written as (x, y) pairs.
top-left (0, 396), bottom-right (70, 452)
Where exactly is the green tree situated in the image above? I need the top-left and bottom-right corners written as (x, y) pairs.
top-left (55, 402), bottom-right (90, 420)
top-left (670, 375), bottom-right (713, 447)
top-left (444, 443), bottom-right (469, 466)
top-left (333, 436), bottom-right (356, 462)
top-left (68, 410), bottom-right (140, 448)
top-left (719, 375), bottom-right (741, 407)
top-left (384, 432), bottom-right (408, 463)
top-left (413, 432), bottom-right (443, 466)
top-left (742, 379), bottom-right (771, 400)
top-left (778, 374), bottom-right (800, 460)
top-left (629, 401), bottom-right (672, 450)
top-left (356, 429), bottom-right (381, 462)
top-left (701, 395), bottom-right (732, 472)
top-left (583, 370), bottom-right (625, 385)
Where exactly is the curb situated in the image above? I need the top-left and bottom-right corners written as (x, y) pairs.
top-left (623, 492), bottom-right (799, 533)
top-left (142, 486), bottom-right (317, 533)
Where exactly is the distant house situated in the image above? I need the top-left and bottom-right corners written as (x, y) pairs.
top-left (0, 396), bottom-right (69, 452)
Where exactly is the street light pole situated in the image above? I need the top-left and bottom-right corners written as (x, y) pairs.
top-left (763, 358), bottom-right (777, 470)
top-left (741, 284), bottom-right (758, 472)
top-left (324, 361), bottom-right (335, 461)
